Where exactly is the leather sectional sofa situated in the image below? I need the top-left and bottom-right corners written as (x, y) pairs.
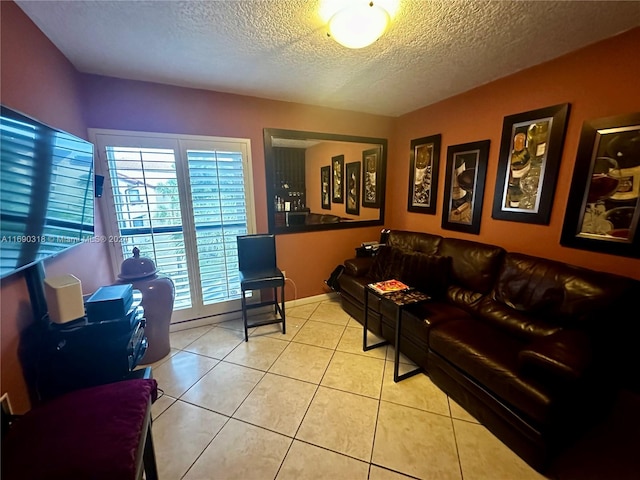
top-left (337, 229), bottom-right (639, 472)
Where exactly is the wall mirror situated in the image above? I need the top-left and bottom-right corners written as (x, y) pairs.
top-left (263, 128), bottom-right (387, 234)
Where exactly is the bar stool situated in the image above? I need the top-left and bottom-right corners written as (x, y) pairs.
top-left (237, 234), bottom-right (286, 341)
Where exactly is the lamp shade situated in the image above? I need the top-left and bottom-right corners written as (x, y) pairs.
top-left (328, 2), bottom-right (390, 49)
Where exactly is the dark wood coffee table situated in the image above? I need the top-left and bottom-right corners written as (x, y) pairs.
top-left (363, 284), bottom-right (431, 382)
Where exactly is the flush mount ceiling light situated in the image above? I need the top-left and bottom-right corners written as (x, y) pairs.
top-left (321, 0), bottom-right (398, 49)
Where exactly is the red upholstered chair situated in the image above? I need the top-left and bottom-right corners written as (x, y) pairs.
top-left (1, 378), bottom-right (158, 480)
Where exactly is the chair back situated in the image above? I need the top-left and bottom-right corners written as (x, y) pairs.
top-left (237, 234), bottom-right (278, 272)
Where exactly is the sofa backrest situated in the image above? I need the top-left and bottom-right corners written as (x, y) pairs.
top-left (386, 230), bottom-right (442, 254)
top-left (476, 251), bottom-right (637, 339)
top-left (437, 238), bottom-right (505, 295)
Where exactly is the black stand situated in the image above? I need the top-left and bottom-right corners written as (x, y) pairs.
top-left (393, 308), bottom-right (422, 382)
top-left (24, 262), bottom-right (48, 323)
top-left (362, 287), bottom-right (389, 351)
top-left (362, 285), bottom-right (430, 382)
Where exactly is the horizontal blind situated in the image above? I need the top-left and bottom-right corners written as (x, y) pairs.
top-left (187, 149), bottom-right (247, 304)
top-left (105, 146), bottom-right (192, 309)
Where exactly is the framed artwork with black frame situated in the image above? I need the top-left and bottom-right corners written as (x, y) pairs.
top-left (346, 161), bottom-right (361, 216)
top-left (441, 140), bottom-right (490, 235)
top-left (331, 154), bottom-right (344, 204)
top-left (362, 146), bottom-right (382, 208)
top-left (492, 103), bottom-right (570, 224)
top-left (408, 134), bottom-right (441, 214)
top-left (560, 112), bottom-right (640, 258)
top-left (321, 165), bottom-right (331, 210)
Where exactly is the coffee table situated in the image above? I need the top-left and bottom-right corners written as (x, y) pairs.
top-left (363, 284), bottom-right (431, 382)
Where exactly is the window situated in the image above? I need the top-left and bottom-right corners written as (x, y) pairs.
top-left (126, 187), bottom-right (143, 204)
top-left (90, 130), bottom-right (256, 323)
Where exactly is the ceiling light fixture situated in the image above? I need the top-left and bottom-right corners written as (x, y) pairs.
top-left (322, 0), bottom-right (397, 49)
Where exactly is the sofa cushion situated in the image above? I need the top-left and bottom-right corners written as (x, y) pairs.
top-left (493, 252), bottom-right (634, 326)
top-left (429, 318), bottom-right (558, 425)
top-left (368, 246), bottom-right (404, 281)
top-left (493, 253), bottom-right (566, 317)
top-left (398, 252), bottom-right (451, 299)
top-left (437, 238), bottom-right (504, 294)
top-left (386, 230), bottom-right (442, 254)
top-left (518, 330), bottom-right (592, 382)
top-left (474, 295), bottom-right (562, 340)
top-left (388, 300), bottom-right (473, 347)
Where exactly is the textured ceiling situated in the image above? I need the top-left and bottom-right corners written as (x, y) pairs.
top-left (15, 0), bottom-right (640, 117)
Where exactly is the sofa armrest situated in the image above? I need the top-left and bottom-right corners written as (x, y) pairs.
top-left (344, 257), bottom-right (374, 277)
top-left (518, 330), bottom-right (592, 382)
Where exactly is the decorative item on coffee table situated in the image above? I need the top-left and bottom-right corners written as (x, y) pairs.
top-left (363, 279), bottom-right (431, 382)
top-left (383, 288), bottom-right (431, 306)
top-left (368, 279), bottom-right (410, 294)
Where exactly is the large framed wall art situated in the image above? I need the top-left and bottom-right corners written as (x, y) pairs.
top-left (492, 103), bottom-right (570, 224)
top-left (321, 165), bottom-right (331, 210)
top-left (407, 134), bottom-right (441, 214)
top-left (331, 154), bottom-right (344, 204)
top-left (362, 146), bottom-right (382, 208)
top-left (561, 112), bottom-right (640, 258)
top-left (441, 140), bottom-right (490, 234)
top-left (346, 161), bottom-right (361, 215)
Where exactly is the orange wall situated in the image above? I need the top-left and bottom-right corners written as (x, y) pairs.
top-left (388, 27), bottom-right (640, 280)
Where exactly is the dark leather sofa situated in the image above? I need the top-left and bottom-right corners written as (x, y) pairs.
top-left (305, 212), bottom-right (343, 224)
top-left (337, 229), bottom-right (639, 472)
top-left (284, 212), bottom-right (346, 226)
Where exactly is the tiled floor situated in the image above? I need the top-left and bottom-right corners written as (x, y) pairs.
top-left (142, 295), bottom-right (640, 480)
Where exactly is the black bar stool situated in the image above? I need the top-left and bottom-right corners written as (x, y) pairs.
top-left (237, 234), bottom-right (286, 341)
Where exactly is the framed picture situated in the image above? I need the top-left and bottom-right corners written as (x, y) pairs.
top-left (362, 146), bottom-right (382, 208)
top-left (408, 134), bottom-right (441, 214)
top-left (491, 103), bottom-right (570, 224)
top-left (346, 161), bottom-right (361, 215)
top-left (321, 165), bottom-right (331, 210)
top-left (560, 112), bottom-right (640, 258)
top-left (331, 154), bottom-right (344, 204)
top-left (441, 140), bottom-right (490, 234)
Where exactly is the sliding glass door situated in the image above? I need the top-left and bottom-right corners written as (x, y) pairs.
top-left (91, 130), bottom-right (256, 323)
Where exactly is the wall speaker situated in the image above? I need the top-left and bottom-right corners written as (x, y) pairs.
top-left (95, 174), bottom-right (104, 198)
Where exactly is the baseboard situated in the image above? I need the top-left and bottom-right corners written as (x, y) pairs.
top-left (170, 309), bottom-right (244, 332)
top-left (287, 291), bottom-right (338, 307)
top-left (169, 292), bottom-right (339, 332)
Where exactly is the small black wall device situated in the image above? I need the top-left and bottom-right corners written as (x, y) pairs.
top-left (95, 174), bottom-right (105, 198)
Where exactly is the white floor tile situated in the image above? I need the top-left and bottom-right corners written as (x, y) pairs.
top-left (152, 350), bottom-right (218, 398)
top-left (296, 386), bottom-right (378, 462)
top-left (181, 361), bottom-right (264, 416)
top-left (153, 400), bottom-right (228, 480)
top-left (150, 298), bottom-right (625, 480)
top-left (183, 418), bottom-right (291, 480)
